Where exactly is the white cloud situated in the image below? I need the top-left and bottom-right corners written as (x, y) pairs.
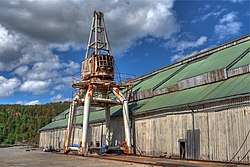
top-left (171, 51), bottom-right (198, 62)
top-left (63, 61), bottom-right (80, 74)
top-left (171, 47), bottom-right (210, 62)
top-left (219, 12), bottom-right (237, 23)
top-left (49, 42), bottom-right (82, 52)
top-left (192, 11), bottom-right (224, 23)
top-left (226, 0), bottom-right (246, 3)
top-left (19, 80), bottom-right (50, 94)
top-left (0, 0), bottom-right (178, 55)
top-left (0, 1), bottom-right (179, 99)
top-left (198, 4), bottom-right (211, 12)
top-left (167, 36), bottom-right (208, 51)
top-left (53, 84), bottom-right (66, 91)
top-left (26, 61), bottom-right (61, 80)
top-left (25, 100), bottom-right (40, 105)
top-left (0, 25), bottom-right (21, 71)
top-left (0, 24), bottom-right (80, 97)
top-left (215, 12), bottom-right (242, 39)
top-left (13, 66), bottom-right (29, 76)
top-left (0, 76), bottom-right (21, 97)
top-left (191, 5), bottom-right (225, 24)
top-left (50, 94), bottom-right (71, 102)
top-left (16, 100), bottom-right (40, 105)
top-left (0, 25), bottom-right (20, 51)
top-left (16, 100), bottom-right (23, 104)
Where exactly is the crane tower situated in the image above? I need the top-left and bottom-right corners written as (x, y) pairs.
top-left (64, 11), bottom-right (132, 155)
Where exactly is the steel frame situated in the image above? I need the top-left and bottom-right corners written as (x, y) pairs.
top-left (64, 11), bottom-right (132, 155)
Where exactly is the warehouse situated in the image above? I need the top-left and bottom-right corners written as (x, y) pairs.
top-left (39, 35), bottom-right (250, 162)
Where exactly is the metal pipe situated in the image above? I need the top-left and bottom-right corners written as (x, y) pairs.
top-left (191, 109), bottom-right (195, 159)
top-left (123, 100), bottom-right (132, 148)
top-left (93, 97), bottom-right (121, 104)
top-left (81, 85), bottom-right (95, 155)
top-left (187, 105), bottom-right (196, 159)
top-left (64, 102), bottom-right (75, 153)
top-left (94, 12), bottom-right (98, 54)
top-left (85, 16), bottom-right (95, 59)
top-left (112, 87), bottom-right (132, 154)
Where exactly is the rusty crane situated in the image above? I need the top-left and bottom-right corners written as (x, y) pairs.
top-left (64, 11), bottom-right (132, 155)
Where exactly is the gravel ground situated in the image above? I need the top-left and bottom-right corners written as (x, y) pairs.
top-left (1, 146), bottom-right (248, 167)
top-left (0, 146), bottom-right (145, 167)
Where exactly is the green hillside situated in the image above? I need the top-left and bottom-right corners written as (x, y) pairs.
top-left (0, 102), bottom-right (70, 146)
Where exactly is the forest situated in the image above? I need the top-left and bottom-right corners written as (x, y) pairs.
top-left (0, 102), bottom-right (70, 146)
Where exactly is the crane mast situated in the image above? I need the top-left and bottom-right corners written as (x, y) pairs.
top-left (64, 11), bottom-right (132, 155)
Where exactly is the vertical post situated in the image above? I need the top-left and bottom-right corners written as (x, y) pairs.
top-left (123, 100), bottom-right (132, 151)
top-left (112, 87), bottom-right (132, 154)
top-left (85, 16), bottom-right (95, 59)
top-left (105, 107), bottom-right (110, 145)
top-left (64, 102), bottom-right (75, 153)
top-left (191, 109), bottom-right (196, 159)
top-left (187, 105), bottom-right (196, 159)
top-left (81, 85), bottom-right (95, 155)
top-left (94, 12), bottom-right (98, 54)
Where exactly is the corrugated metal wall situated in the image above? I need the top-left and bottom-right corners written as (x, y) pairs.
top-left (39, 105), bottom-right (250, 162)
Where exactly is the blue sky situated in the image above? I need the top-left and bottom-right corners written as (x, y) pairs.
top-left (0, 0), bottom-right (249, 105)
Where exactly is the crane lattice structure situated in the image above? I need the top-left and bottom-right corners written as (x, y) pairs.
top-left (64, 11), bottom-right (132, 155)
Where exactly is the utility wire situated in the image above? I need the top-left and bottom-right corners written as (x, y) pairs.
top-left (223, 128), bottom-right (250, 166)
top-left (237, 147), bottom-right (250, 164)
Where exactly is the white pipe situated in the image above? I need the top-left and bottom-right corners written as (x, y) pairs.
top-left (112, 87), bottom-right (132, 153)
top-left (122, 100), bottom-right (131, 148)
top-left (64, 102), bottom-right (74, 153)
top-left (81, 85), bottom-right (95, 155)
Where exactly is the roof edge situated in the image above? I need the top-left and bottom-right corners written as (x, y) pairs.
top-left (131, 34), bottom-right (250, 82)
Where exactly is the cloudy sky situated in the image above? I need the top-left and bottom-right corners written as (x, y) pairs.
top-left (0, 0), bottom-right (249, 105)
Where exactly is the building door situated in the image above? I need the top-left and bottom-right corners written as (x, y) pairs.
top-left (186, 129), bottom-right (200, 159)
top-left (179, 139), bottom-right (186, 158)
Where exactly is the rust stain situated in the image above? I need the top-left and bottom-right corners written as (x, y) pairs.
top-left (86, 85), bottom-right (95, 99)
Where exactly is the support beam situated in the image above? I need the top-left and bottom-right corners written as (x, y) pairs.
top-left (112, 87), bottom-right (132, 154)
top-left (64, 102), bottom-right (76, 153)
top-left (81, 85), bottom-right (95, 155)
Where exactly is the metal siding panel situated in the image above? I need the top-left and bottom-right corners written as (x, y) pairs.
top-left (228, 65), bottom-right (250, 77)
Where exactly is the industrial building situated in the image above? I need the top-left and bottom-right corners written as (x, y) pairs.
top-left (39, 35), bottom-right (250, 162)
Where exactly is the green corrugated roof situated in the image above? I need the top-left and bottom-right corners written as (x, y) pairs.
top-left (132, 65), bottom-right (184, 92)
top-left (40, 105), bottom-right (121, 131)
top-left (229, 52), bottom-right (250, 69)
top-left (132, 73), bottom-right (250, 114)
top-left (40, 118), bottom-right (68, 131)
top-left (157, 60), bottom-right (204, 90)
top-left (157, 41), bottom-right (250, 90)
top-left (181, 41), bottom-right (250, 80)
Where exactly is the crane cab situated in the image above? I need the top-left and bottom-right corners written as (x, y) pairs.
top-left (81, 54), bottom-right (114, 80)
